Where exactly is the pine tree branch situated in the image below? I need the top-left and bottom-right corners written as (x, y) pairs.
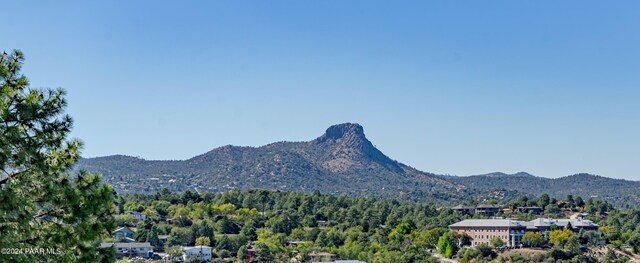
top-left (0, 168), bottom-right (32, 186)
top-left (0, 210), bottom-right (64, 224)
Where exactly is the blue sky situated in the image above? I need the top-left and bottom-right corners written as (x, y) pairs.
top-left (2, 1), bottom-right (639, 179)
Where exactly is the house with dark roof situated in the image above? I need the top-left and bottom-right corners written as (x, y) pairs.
top-left (113, 226), bottom-right (135, 242)
top-left (452, 205), bottom-right (476, 216)
top-left (475, 204), bottom-right (502, 217)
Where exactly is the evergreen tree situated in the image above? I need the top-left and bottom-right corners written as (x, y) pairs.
top-left (255, 243), bottom-right (272, 262)
top-left (627, 233), bottom-right (640, 254)
top-left (444, 242), bottom-right (455, 258)
top-left (135, 221), bottom-right (150, 242)
top-left (460, 233), bottom-right (473, 247)
top-left (567, 195), bottom-right (575, 207)
top-left (538, 194), bottom-right (551, 208)
top-left (316, 231), bottom-right (329, 247)
top-left (0, 50), bottom-right (115, 262)
top-left (146, 226), bottom-right (160, 248)
top-left (240, 225), bottom-right (257, 241)
top-left (217, 216), bottom-right (240, 234)
top-left (236, 245), bottom-right (249, 262)
top-left (566, 235), bottom-right (582, 255)
top-left (575, 196), bottom-right (586, 208)
top-left (216, 235), bottom-right (233, 251)
top-left (117, 197), bottom-right (125, 214)
top-left (438, 232), bottom-right (457, 258)
top-left (192, 220), bottom-right (215, 246)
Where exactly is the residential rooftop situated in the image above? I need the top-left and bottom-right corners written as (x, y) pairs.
top-left (524, 218), bottom-right (598, 229)
top-left (450, 218), bottom-right (598, 229)
top-left (182, 246), bottom-right (212, 250)
top-left (114, 226), bottom-right (134, 232)
top-left (450, 219), bottom-right (524, 228)
top-left (100, 242), bottom-right (152, 248)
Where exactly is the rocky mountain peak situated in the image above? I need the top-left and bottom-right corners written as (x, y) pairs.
top-left (309, 123), bottom-right (403, 173)
top-left (319, 123), bottom-right (365, 140)
top-left (315, 122), bottom-right (368, 145)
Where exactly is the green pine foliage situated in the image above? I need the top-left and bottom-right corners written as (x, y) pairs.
top-left (0, 50), bottom-right (115, 262)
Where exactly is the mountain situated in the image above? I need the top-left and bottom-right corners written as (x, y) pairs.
top-left (448, 172), bottom-right (640, 207)
top-left (76, 123), bottom-right (640, 207)
top-left (477, 172), bottom-right (536, 178)
top-left (446, 172), bottom-right (547, 193)
top-left (76, 123), bottom-right (469, 203)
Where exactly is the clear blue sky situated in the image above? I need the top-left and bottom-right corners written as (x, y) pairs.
top-left (2, 1), bottom-right (639, 179)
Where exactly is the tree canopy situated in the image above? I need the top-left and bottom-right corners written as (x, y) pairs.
top-left (0, 50), bottom-right (115, 262)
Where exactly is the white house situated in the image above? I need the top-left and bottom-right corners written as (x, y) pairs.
top-left (100, 242), bottom-right (154, 259)
top-left (182, 246), bottom-right (212, 262)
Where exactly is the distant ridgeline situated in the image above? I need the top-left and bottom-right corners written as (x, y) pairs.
top-left (75, 123), bottom-right (640, 208)
top-left (446, 172), bottom-right (640, 208)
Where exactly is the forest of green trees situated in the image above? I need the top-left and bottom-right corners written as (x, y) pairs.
top-left (112, 189), bottom-right (640, 263)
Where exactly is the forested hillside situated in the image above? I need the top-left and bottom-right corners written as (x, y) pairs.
top-left (77, 123), bottom-right (640, 208)
top-left (76, 123), bottom-right (469, 204)
top-left (448, 173), bottom-right (640, 208)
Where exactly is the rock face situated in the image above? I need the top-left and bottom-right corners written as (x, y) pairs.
top-left (313, 123), bottom-right (402, 173)
top-left (76, 123), bottom-right (462, 203)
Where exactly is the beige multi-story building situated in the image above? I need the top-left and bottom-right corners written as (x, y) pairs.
top-left (450, 219), bottom-right (525, 246)
top-left (450, 218), bottom-right (599, 247)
